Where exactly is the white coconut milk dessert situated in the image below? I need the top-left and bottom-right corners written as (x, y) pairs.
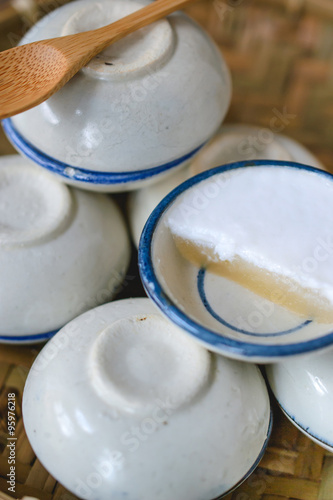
top-left (166, 165), bottom-right (333, 323)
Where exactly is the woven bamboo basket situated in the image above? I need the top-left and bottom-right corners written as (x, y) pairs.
top-left (1, 1), bottom-right (333, 499)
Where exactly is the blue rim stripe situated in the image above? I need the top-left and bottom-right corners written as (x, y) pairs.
top-left (197, 268), bottom-right (312, 337)
top-left (2, 118), bottom-right (205, 185)
top-left (277, 401), bottom-right (333, 451)
top-left (138, 160), bottom-right (333, 359)
top-left (0, 329), bottom-right (58, 343)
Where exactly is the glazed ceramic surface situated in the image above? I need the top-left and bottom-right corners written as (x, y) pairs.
top-left (3, 0), bottom-right (231, 192)
top-left (0, 155), bottom-right (130, 343)
top-left (129, 125), bottom-right (324, 247)
top-left (23, 298), bottom-right (271, 500)
top-left (189, 124), bottom-right (325, 175)
top-left (129, 166), bottom-right (189, 246)
top-left (139, 160), bottom-right (333, 363)
top-left (266, 348), bottom-right (333, 452)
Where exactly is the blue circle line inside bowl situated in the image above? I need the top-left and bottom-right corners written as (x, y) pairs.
top-left (0, 329), bottom-right (58, 343)
top-left (197, 268), bottom-right (312, 337)
top-left (138, 159), bottom-right (333, 359)
top-left (2, 118), bottom-right (205, 185)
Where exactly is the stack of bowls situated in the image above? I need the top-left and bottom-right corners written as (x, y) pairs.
top-left (1, 0), bottom-right (231, 344)
top-left (0, 1), bottom-right (271, 498)
top-left (4, 0), bottom-right (332, 497)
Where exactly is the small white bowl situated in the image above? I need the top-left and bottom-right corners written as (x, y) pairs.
top-left (129, 125), bottom-right (325, 247)
top-left (23, 297), bottom-right (271, 500)
top-left (129, 166), bottom-right (189, 247)
top-left (266, 348), bottom-right (333, 452)
top-left (189, 124), bottom-right (325, 175)
top-left (0, 155), bottom-right (130, 343)
top-left (3, 0), bottom-right (231, 192)
top-left (139, 160), bottom-right (333, 363)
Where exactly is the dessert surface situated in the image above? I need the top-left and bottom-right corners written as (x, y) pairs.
top-left (167, 165), bottom-right (333, 322)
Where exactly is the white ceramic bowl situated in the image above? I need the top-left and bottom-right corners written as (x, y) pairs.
top-left (189, 124), bottom-right (325, 175)
top-left (129, 166), bottom-right (189, 246)
top-left (129, 125), bottom-right (325, 247)
top-left (266, 348), bottom-right (333, 452)
top-left (139, 160), bottom-right (333, 363)
top-left (3, 0), bottom-right (231, 192)
top-left (0, 155), bottom-right (130, 343)
top-left (23, 297), bottom-right (271, 500)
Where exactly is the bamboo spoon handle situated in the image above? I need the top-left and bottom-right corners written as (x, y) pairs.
top-left (48, 0), bottom-right (194, 63)
top-left (95, 0), bottom-right (194, 43)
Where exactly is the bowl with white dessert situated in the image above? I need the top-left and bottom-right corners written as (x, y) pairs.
top-left (139, 160), bottom-right (333, 362)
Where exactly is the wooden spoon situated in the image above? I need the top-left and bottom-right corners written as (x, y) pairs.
top-left (0, 0), bottom-right (195, 119)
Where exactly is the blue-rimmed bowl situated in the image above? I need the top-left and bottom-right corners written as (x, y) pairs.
top-left (3, 0), bottom-right (231, 192)
top-left (139, 160), bottom-right (333, 363)
top-left (23, 297), bottom-right (272, 499)
top-left (266, 348), bottom-right (333, 452)
top-left (0, 155), bottom-right (130, 344)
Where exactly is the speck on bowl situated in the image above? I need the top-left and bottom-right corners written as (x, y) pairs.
top-left (266, 348), bottom-right (333, 452)
top-left (139, 160), bottom-right (333, 363)
top-left (23, 298), bottom-right (271, 500)
top-left (0, 155), bottom-right (130, 344)
top-left (2, 0), bottom-right (231, 192)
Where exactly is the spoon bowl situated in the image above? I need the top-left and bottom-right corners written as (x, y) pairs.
top-left (0, 43), bottom-right (70, 118)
